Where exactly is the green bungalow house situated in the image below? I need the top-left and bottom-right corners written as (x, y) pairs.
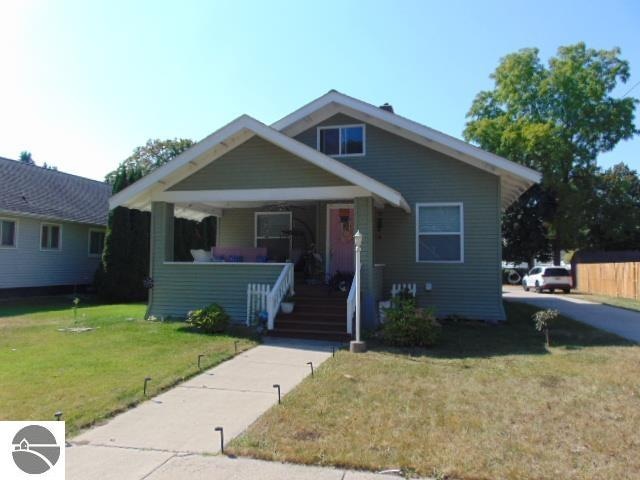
top-left (110, 91), bottom-right (541, 340)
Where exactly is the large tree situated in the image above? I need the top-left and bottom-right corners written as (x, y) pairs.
top-left (97, 138), bottom-right (216, 302)
top-left (464, 43), bottom-right (638, 264)
top-left (587, 162), bottom-right (640, 251)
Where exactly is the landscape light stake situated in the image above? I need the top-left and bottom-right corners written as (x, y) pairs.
top-left (198, 354), bottom-right (205, 370)
top-left (307, 361), bottom-right (314, 377)
top-left (332, 346), bottom-right (335, 357)
top-left (144, 377), bottom-right (152, 397)
top-left (234, 340), bottom-right (239, 354)
top-left (54, 411), bottom-right (63, 421)
top-left (215, 426), bottom-right (224, 453)
top-left (273, 384), bottom-right (281, 404)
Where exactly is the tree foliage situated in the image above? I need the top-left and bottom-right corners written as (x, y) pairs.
top-left (105, 138), bottom-right (194, 184)
top-left (465, 43), bottom-right (638, 263)
top-left (586, 162), bottom-right (640, 250)
top-left (19, 151), bottom-right (34, 165)
top-left (97, 138), bottom-right (216, 302)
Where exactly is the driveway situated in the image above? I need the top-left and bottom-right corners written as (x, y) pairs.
top-left (67, 338), bottom-right (401, 480)
top-left (503, 285), bottom-right (640, 342)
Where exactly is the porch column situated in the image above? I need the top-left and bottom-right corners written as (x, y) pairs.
top-left (354, 197), bottom-right (376, 329)
top-left (150, 201), bottom-right (174, 270)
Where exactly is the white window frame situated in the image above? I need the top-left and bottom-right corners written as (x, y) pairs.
top-left (88, 228), bottom-right (106, 257)
top-left (316, 124), bottom-right (366, 157)
top-left (0, 217), bottom-right (18, 249)
top-left (40, 222), bottom-right (62, 251)
top-left (254, 211), bottom-right (292, 258)
top-left (415, 202), bottom-right (464, 264)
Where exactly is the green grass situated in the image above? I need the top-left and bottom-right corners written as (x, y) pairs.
top-left (571, 291), bottom-right (640, 312)
top-left (0, 296), bottom-right (257, 436)
top-left (229, 302), bottom-right (640, 480)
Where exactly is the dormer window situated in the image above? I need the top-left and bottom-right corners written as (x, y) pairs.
top-left (317, 125), bottom-right (365, 156)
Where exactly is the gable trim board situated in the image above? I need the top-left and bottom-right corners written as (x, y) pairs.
top-left (271, 90), bottom-right (541, 208)
top-left (110, 115), bottom-right (411, 217)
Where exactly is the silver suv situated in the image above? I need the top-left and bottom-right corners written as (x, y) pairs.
top-left (522, 266), bottom-right (572, 293)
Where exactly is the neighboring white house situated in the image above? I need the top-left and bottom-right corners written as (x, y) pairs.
top-left (0, 157), bottom-right (111, 295)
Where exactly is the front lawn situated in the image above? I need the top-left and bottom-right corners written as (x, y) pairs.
top-left (0, 296), bottom-right (256, 436)
top-left (229, 302), bottom-right (640, 480)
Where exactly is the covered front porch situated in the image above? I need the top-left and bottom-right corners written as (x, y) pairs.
top-left (148, 194), bottom-right (385, 338)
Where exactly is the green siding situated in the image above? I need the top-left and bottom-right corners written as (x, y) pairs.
top-left (149, 202), bottom-right (284, 321)
top-left (170, 135), bottom-right (350, 191)
top-left (218, 205), bottom-right (318, 254)
top-left (296, 114), bottom-right (505, 322)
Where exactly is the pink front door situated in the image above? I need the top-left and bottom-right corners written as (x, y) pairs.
top-left (327, 207), bottom-right (355, 275)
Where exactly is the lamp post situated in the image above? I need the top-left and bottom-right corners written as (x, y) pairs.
top-left (350, 230), bottom-right (367, 353)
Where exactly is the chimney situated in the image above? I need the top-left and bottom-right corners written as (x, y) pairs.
top-left (379, 103), bottom-right (394, 113)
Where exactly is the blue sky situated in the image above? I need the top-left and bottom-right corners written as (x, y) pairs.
top-left (1, 0), bottom-right (638, 181)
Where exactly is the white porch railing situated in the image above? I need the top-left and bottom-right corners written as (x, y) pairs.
top-left (346, 273), bottom-right (357, 336)
top-left (246, 283), bottom-right (270, 326)
top-left (265, 262), bottom-right (294, 330)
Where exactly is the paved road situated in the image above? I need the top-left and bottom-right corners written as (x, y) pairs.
top-left (503, 286), bottom-right (640, 342)
top-left (67, 338), bottom-right (404, 480)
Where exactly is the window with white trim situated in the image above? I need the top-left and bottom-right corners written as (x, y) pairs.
top-left (0, 219), bottom-right (16, 247)
top-left (317, 125), bottom-right (365, 156)
top-left (41, 223), bottom-right (61, 250)
top-left (89, 229), bottom-right (106, 256)
top-left (416, 203), bottom-right (463, 263)
top-left (255, 212), bottom-right (292, 262)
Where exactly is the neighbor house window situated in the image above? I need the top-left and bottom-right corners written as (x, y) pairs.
top-left (41, 223), bottom-right (61, 250)
top-left (255, 212), bottom-right (292, 262)
top-left (0, 219), bottom-right (16, 247)
top-left (89, 229), bottom-right (106, 257)
top-left (416, 203), bottom-right (463, 263)
top-left (317, 125), bottom-right (365, 156)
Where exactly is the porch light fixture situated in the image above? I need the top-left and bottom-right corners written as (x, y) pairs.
top-left (350, 231), bottom-right (367, 353)
top-left (54, 411), bottom-right (63, 421)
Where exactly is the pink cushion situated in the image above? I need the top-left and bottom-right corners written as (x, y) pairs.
top-left (211, 246), bottom-right (268, 262)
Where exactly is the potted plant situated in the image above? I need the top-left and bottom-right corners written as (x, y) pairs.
top-left (280, 294), bottom-right (295, 314)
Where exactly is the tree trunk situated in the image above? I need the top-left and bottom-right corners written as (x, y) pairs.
top-left (553, 245), bottom-right (561, 266)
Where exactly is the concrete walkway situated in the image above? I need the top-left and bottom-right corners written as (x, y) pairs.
top-left (503, 286), bottom-right (640, 342)
top-left (67, 338), bottom-right (402, 480)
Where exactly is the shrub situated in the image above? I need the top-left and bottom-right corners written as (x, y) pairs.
top-left (187, 304), bottom-right (230, 334)
top-left (380, 297), bottom-right (441, 347)
top-left (532, 308), bottom-right (559, 347)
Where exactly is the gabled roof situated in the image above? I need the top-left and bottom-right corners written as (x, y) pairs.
top-left (272, 90), bottom-right (541, 207)
top-left (110, 115), bottom-right (411, 214)
top-left (0, 157), bottom-right (111, 226)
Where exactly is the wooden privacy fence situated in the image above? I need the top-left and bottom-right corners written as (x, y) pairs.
top-left (576, 262), bottom-right (640, 300)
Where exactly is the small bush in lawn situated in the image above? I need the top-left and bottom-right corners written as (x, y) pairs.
top-left (187, 304), bottom-right (230, 334)
top-left (380, 296), bottom-right (441, 347)
top-left (532, 308), bottom-right (559, 347)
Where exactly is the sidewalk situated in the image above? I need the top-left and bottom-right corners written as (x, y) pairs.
top-left (66, 338), bottom-right (405, 479)
top-left (67, 447), bottom-right (405, 480)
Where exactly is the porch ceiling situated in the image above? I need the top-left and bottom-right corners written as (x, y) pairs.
top-left (169, 186), bottom-right (382, 221)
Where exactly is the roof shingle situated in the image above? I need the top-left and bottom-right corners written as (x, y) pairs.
top-left (0, 157), bottom-right (111, 226)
